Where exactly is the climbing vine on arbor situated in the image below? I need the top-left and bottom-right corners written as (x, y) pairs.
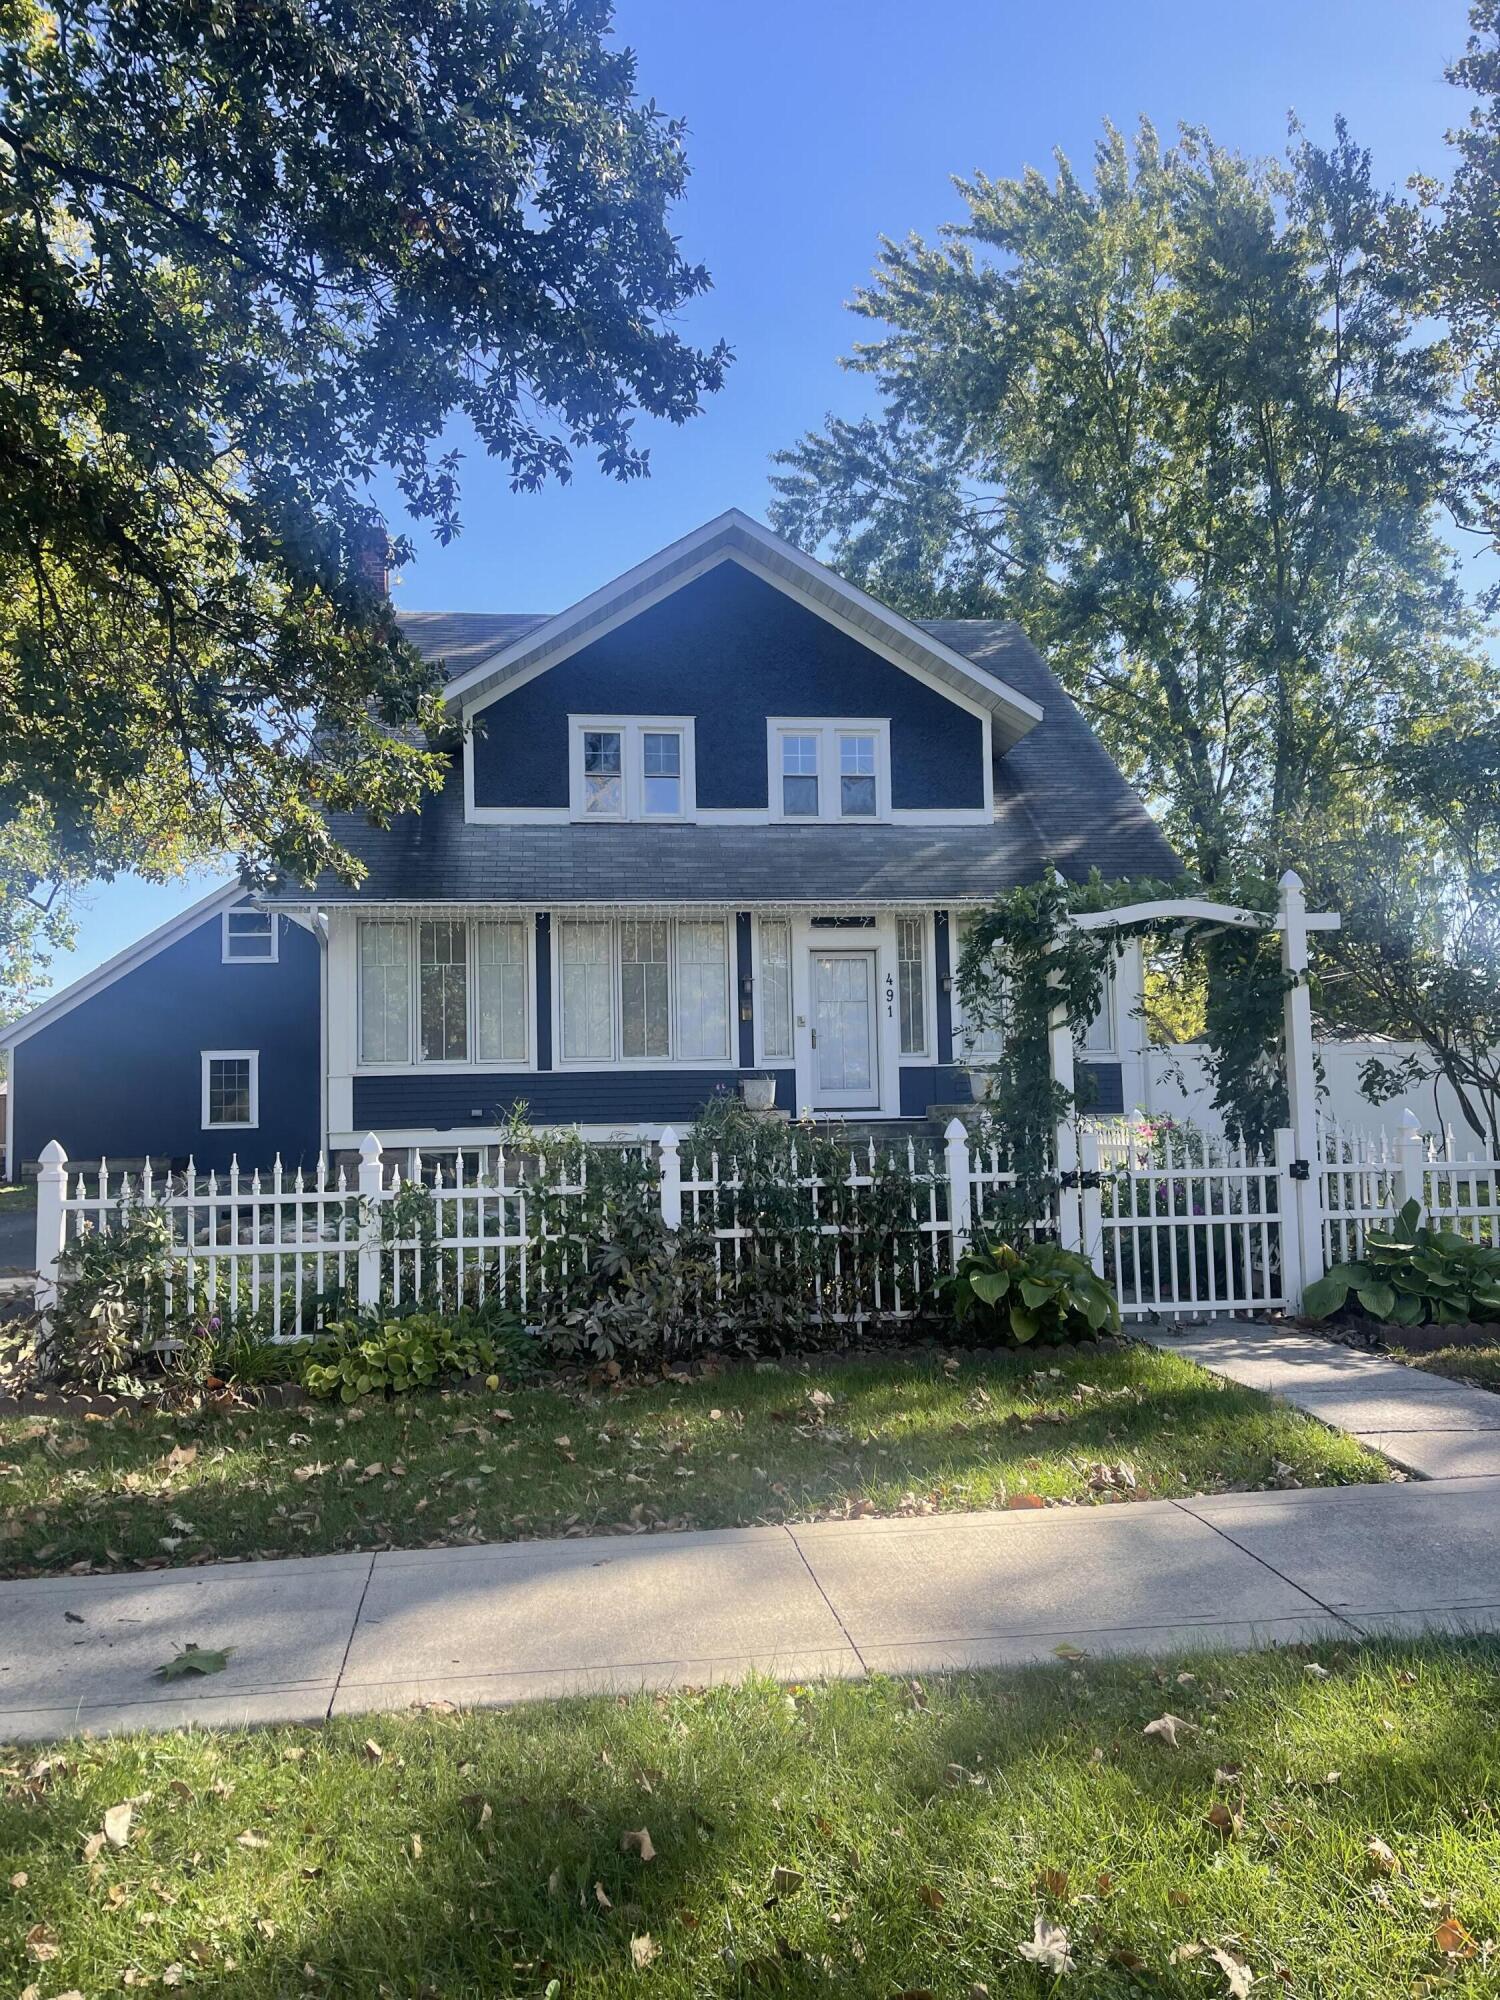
top-left (955, 870), bottom-right (1294, 1232)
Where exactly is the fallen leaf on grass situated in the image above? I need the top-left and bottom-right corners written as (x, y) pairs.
top-left (620, 1827), bottom-right (656, 1862)
top-left (25, 1923), bottom-right (59, 1961)
top-left (1209, 1944), bottom-right (1253, 1996)
top-left (103, 1802), bottom-right (134, 1847)
top-left (1303, 1662), bottom-right (1332, 1681)
top-left (361, 1739), bottom-right (384, 1764)
top-left (770, 1865), bottom-right (803, 1895)
top-left (1052, 1642), bottom-right (1088, 1661)
top-left (155, 1644), bottom-right (232, 1681)
top-left (1017, 1915), bottom-right (1074, 1974)
top-left (163, 1444), bottom-right (197, 1475)
top-left (1037, 1866), bottom-right (1070, 1899)
top-left (1143, 1713), bottom-right (1196, 1748)
top-left (917, 1883), bottom-right (944, 1910)
top-left (1005, 1493), bottom-right (1046, 1510)
top-left (1435, 1916), bottom-right (1478, 1959)
top-left (595, 1881), bottom-right (613, 1910)
top-left (1366, 1836), bottom-right (1400, 1878)
top-left (630, 1932), bottom-right (658, 1969)
top-left (235, 1830), bottom-right (269, 1849)
top-left (1205, 1801), bottom-right (1243, 1841)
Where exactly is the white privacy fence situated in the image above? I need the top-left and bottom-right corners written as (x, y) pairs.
top-left (32, 1108), bottom-right (1500, 1336)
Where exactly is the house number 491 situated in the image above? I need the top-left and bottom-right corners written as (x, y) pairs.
top-left (885, 971), bottom-right (895, 1020)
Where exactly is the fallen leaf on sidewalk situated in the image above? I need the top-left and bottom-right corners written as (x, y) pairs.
top-left (155, 1644), bottom-right (231, 1681)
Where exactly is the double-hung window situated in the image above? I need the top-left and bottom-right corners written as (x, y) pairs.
top-left (202, 1050), bottom-right (258, 1128)
top-left (418, 920), bottom-right (469, 1062)
top-left (475, 919), bottom-right (528, 1063)
top-left (619, 919), bottom-right (671, 1059)
top-left (770, 721), bottom-right (890, 821)
top-left (571, 719), bottom-right (694, 820)
top-left (222, 908), bottom-right (277, 962)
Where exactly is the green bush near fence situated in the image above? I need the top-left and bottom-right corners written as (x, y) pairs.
top-left (1303, 1197), bottom-right (1500, 1326)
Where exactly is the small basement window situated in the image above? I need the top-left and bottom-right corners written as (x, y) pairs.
top-left (202, 1051), bottom-right (259, 1128)
top-left (222, 908), bottom-right (277, 962)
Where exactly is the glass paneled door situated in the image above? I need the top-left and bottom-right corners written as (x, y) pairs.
top-left (811, 951), bottom-right (879, 1108)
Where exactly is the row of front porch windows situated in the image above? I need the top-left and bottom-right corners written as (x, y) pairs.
top-left (354, 914), bottom-right (940, 1069)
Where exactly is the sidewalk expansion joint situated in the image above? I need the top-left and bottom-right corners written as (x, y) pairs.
top-left (781, 1526), bottom-right (869, 1675)
top-left (326, 1552), bottom-right (378, 1722)
top-left (1169, 1499), bottom-right (1359, 1636)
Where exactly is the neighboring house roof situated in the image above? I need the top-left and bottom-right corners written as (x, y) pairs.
top-left (0, 881), bottom-right (245, 1049)
top-left (267, 608), bottom-right (1176, 908)
top-left (433, 510), bottom-right (1045, 751)
top-left (397, 611), bottom-right (546, 680)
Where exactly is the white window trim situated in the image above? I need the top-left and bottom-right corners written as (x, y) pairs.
top-left (553, 914), bottom-right (734, 1069)
top-left (354, 915), bottom-right (532, 1073)
top-left (202, 1049), bottom-right (259, 1129)
top-left (568, 716), bottom-right (697, 823)
top-left (767, 718), bottom-right (891, 823)
top-left (221, 908), bottom-right (278, 964)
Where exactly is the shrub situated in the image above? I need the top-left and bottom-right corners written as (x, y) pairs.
top-left (47, 1208), bottom-right (176, 1392)
top-left (1303, 1199), bottom-right (1500, 1326)
top-left (944, 1237), bottom-right (1121, 1346)
top-left (302, 1306), bottom-right (531, 1402)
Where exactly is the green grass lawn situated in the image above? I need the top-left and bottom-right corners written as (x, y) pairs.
top-left (0, 1181), bottom-right (33, 1214)
top-left (3, 1637), bottom-right (1498, 1997)
top-left (1387, 1339), bottom-right (1500, 1394)
top-left (0, 1345), bottom-right (1385, 1578)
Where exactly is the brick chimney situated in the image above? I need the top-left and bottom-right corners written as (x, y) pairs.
top-left (353, 518), bottom-right (390, 596)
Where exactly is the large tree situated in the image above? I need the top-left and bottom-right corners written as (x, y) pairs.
top-left (0, 0), bottom-right (727, 1008)
top-left (770, 122), bottom-right (1491, 884)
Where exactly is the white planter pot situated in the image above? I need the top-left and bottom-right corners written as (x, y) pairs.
top-left (963, 1069), bottom-right (995, 1103)
top-left (740, 1076), bottom-right (777, 1111)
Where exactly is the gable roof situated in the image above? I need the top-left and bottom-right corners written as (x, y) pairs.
top-left (266, 611), bottom-right (1176, 909)
top-left (434, 509), bottom-right (1045, 752)
top-left (0, 881), bottom-right (246, 1050)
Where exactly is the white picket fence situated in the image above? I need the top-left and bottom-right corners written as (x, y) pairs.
top-left (32, 1109), bottom-right (1500, 1337)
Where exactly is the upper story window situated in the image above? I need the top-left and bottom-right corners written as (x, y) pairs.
top-left (769, 720), bottom-right (890, 822)
top-left (570, 717), bottom-right (695, 821)
top-left (222, 908), bottom-right (277, 962)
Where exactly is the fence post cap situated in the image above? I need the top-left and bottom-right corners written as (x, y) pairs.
top-left (944, 1117), bottom-right (969, 1142)
top-left (1400, 1106), bottom-right (1422, 1132)
top-left (659, 1125), bottom-right (678, 1148)
top-left (38, 1139), bottom-right (67, 1168)
top-left (358, 1132), bottom-right (383, 1160)
top-left (1277, 868), bottom-right (1304, 892)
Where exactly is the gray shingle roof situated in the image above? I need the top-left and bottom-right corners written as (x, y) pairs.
top-left (268, 611), bottom-right (1176, 906)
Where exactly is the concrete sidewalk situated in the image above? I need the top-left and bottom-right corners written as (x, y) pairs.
top-left (5, 1474), bottom-right (1500, 1743)
top-left (1142, 1322), bottom-right (1500, 1478)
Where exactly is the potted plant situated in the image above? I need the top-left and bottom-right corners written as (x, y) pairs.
top-left (739, 1074), bottom-right (777, 1111)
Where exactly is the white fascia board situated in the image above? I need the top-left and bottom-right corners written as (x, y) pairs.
top-left (441, 508), bottom-right (1044, 748)
top-left (0, 881), bottom-right (247, 1049)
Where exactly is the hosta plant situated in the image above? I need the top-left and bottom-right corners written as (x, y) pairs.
top-left (1303, 1199), bottom-right (1500, 1326)
top-left (945, 1238), bottom-right (1121, 1346)
top-left (303, 1308), bottom-right (530, 1402)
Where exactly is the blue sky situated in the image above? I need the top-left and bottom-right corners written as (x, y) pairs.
top-left (45, 0), bottom-right (1477, 997)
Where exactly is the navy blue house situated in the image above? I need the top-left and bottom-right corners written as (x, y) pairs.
top-left (3, 512), bottom-right (1175, 1176)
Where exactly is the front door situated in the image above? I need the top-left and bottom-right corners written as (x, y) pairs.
top-left (811, 950), bottom-right (879, 1108)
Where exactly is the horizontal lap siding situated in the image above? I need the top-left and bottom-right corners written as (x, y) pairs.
top-left (12, 914), bottom-right (321, 1172)
top-left (353, 1068), bottom-right (798, 1130)
top-left (470, 564), bottom-right (986, 813)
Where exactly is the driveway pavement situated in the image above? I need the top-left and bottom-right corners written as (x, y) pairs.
top-left (4, 1474), bottom-right (1500, 1743)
